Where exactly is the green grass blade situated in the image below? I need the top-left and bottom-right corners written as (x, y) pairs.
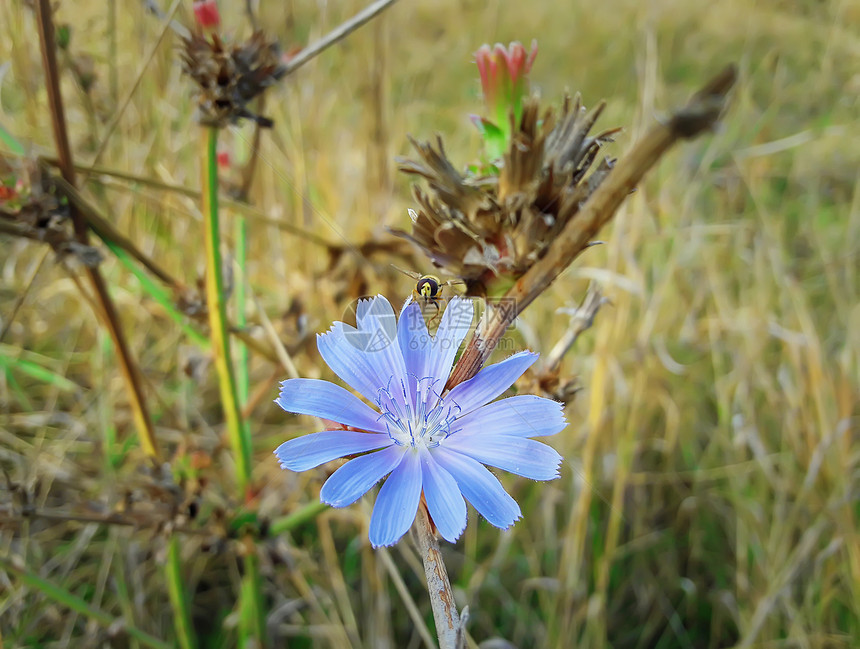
top-left (0, 554), bottom-right (173, 649)
top-left (0, 120), bottom-right (26, 155)
top-left (269, 502), bottom-right (329, 536)
top-left (0, 359), bottom-right (34, 410)
top-left (106, 241), bottom-right (210, 348)
top-left (0, 346), bottom-right (80, 392)
top-left (166, 535), bottom-right (198, 649)
top-left (238, 547), bottom-right (265, 646)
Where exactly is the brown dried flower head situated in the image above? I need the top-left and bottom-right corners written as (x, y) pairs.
top-left (395, 95), bottom-right (620, 296)
top-left (181, 30), bottom-right (286, 128)
top-left (0, 158), bottom-right (102, 267)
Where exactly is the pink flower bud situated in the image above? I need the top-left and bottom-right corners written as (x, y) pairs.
top-left (193, 0), bottom-right (221, 29)
top-left (473, 40), bottom-right (538, 159)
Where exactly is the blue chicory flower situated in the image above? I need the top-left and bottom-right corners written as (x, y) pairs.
top-left (274, 295), bottom-right (565, 547)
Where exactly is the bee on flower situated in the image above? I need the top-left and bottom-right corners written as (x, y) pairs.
top-left (392, 261), bottom-right (465, 328)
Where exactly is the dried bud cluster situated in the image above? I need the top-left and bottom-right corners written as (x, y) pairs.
top-left (1, 160), bottom-right (64, 231)
top-left (0, 160), bottom-right (101, 267)
top-left (394, 95), bottom-right (620, 294)
top-left (181, 31), bottom-right (287, 128)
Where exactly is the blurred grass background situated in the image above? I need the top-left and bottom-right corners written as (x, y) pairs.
top-left (1, 0), bottom-right (858, 647)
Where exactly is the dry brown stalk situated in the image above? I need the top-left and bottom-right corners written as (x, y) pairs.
top-left (48, 170), bottom-right (182, 290)
top-left (35, 0), bottom-right (160, 460)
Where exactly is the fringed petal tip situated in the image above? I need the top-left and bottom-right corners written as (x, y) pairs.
top-left (356, 294), bottom-right (395, 325)
top-left (496, 512), bottom-right (523, 532)
top-left (400, 294), bottom-right (416, 313)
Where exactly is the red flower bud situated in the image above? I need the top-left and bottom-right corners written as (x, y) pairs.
top-left (193, 0), bottom-right (221, 29)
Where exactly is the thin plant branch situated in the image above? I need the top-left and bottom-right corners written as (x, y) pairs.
top-left (201, 127), bottom-right (253, 492)
top-left (49, 169), bottom-right (183, 290)
top-left (0, 248), bottom-right (48, 343)
top-left (200, 126), bottom-right (265, 644)
top-left (280, 0), bottom-right (401, 77)
top-left (251, 292), bottom-right (300, 380)
top-left (39, 158), bottom-right (338, 249)
top-left (87, 0), bottom-right (182, 169)
top-left (378, 547), bottom-right (438, 649)
top-left (544, 284), bottom-right (609, 373)
top-left (236, 103), bottom-right (264, 202)
top-left (0, 219), bottom-right (45, 240)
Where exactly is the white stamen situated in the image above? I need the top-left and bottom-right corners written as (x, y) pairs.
top-left (376, 375), bottom-right (458, 449)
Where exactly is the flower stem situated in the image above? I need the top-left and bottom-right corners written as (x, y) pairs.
top-left (235, 213), bottom-right (249, 405)
top-left (201, 126), bottom-right (266, 645)
top-left (201, 127), bottom-right (253, 491)
top-left (415, 502), bottom-right (463, 649)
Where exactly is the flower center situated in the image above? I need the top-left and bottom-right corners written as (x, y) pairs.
top-left (376, 376), bottom-right (460, 449)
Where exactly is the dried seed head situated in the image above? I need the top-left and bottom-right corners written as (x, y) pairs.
top-left (1, 158), bottom-right (65, 231)
top-left (395, 94), bottom-right (620, 295)
top-left (181, 31), bottom-right (287, 128)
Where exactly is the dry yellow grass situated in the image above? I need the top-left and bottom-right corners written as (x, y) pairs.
top-left (1, 0), bottom-right (858, 647)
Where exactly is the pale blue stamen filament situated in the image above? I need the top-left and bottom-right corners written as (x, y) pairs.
top-left (376, 375), bottom-right (460, 448)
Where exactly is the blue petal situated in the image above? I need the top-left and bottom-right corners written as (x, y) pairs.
top-left (423, 297), bottom-right (473, 407)
top-left (442, 351), bottom-right (538, 417)
top-left (276, 379), bottom-right (385, 432)
top-left (356, 294), bottom-right (392, 328)
top-left (452, 395), bottom-right (566, 438)
top-left (441, 435), bottom-right (561, 481)
top-left (316, 295), bottom-right (408, 406)
top-left (353, 296), bottom-right (410, 409)
top-left (369, 451), bottom-right (423, 547)
top-left (320, 445), bottom-right (406, 507)
top-left (317, 323), bottom-right (386, 403)
top-left (420, 449), bottom-right (467, 543)
top-left (431, 448), bottom-right (521, 529)
top-left (274, 431), bottom-right (393, 472)
top-left (397, 300), bottom-right (429, 407)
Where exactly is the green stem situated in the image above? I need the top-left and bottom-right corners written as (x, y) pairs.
top-left (269, 502), bottom-right (329, 536)
top-left (0, 554), bottom-right (173, 649)
top-left (201, 126), bottom-right (265, 647)
top-left (166, 536), bottom-right (198, 649)
top-left (201, 127), bottom-right (253, 491)
top-left (239, 542), bottom-right (266, 645)
top-left (235, 213), bottom-right (249, 405)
